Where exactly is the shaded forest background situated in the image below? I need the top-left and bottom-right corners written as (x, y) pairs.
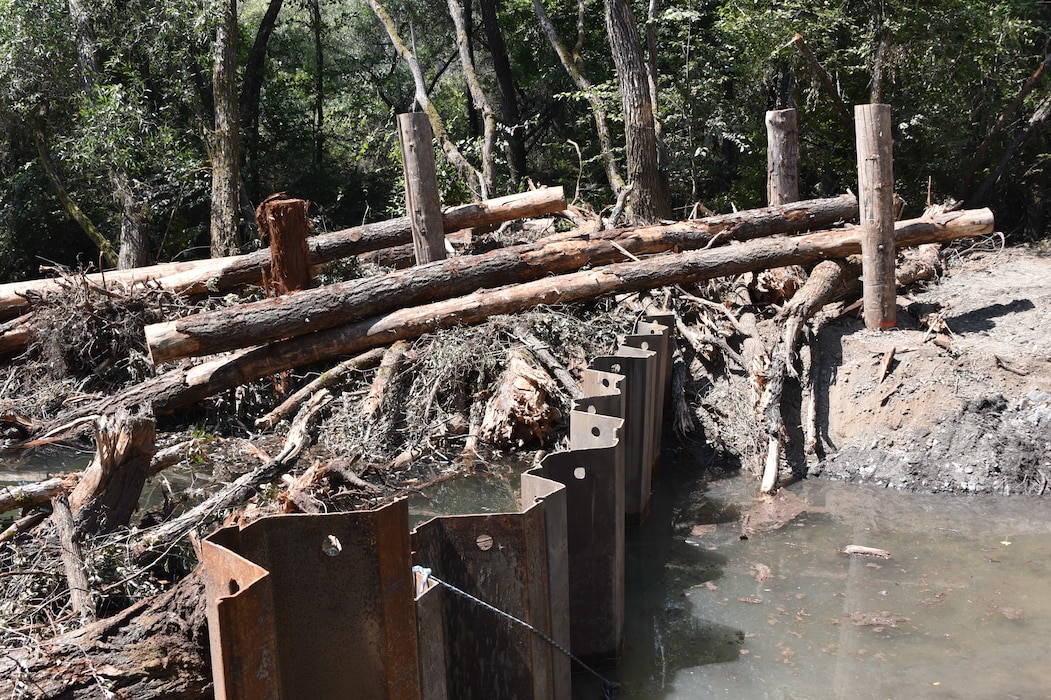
top-left (1, 0), bottom-right (1048, 282)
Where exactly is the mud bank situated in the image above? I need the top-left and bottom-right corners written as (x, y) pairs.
top-left (809, 245), bottom-right (1051, 494)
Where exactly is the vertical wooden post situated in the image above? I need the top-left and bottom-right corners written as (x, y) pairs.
top-left (766, 108), bottom-right (799, 205)
top-left (257, 196), bottom-right (313, 296)
top-left (397, 112), bottom-right (447, 264)
top-left (854, 103), bottom-right (896, 330)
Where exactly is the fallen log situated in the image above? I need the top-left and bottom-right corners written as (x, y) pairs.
top-left (760, 259), bottom-right (847, 493)
top-left (0, 187), bottom-right (568, 320)
top-left (39, 208), bottom-right (991, 434)
top-left (0, 568), bottom-right (210, 699)
top-left (145, 194), bottom-right (860, 363)
top-left (0, 258), bottom-right (232, 320)
top-left (134, 388), bottom-right (332, 555)
top-left (51, 495), bottom-right (95, 619)
top-left (361, 340), bottom-right (411, 418)
top-left (0, 475), bottom-right (79, 514)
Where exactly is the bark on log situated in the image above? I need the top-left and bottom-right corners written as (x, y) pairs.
top-left (0, 569), bottom-right (210, 699)
top-left (51, 495), bottom-right (96, 619)
top-left (0, 187), bottom-right (568, 320)
top-left (0, 475), bottom-right (79, 515)
top-left (146, 194), bottom-right (860, 363)
top-left (42, 208), bottom-right (992, 435)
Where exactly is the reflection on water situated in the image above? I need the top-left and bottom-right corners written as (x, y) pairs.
top-left (0, 445), bottom-right (92, 487)
top-left (605, 468), bottom-right (1051, 700)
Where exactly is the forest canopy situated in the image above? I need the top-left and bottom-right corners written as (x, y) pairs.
top-left (0, 0), bottom-right (1047, 280)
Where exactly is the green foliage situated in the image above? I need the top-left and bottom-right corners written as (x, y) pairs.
top-left (0, 0), bottom-right (1047, 282)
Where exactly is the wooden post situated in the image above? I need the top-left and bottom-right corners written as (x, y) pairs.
top-left (257, 196), bottom-right (312, 295)
top-left (854, 104), bottom-right (896, 330)
top-left (766, 108), bottom-right (799, 205)
top-left (397, 112), bottom-right (447, 264)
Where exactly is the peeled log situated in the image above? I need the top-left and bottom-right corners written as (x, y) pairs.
top-left (146, 194), bottom-right (860, 364)
top-left (0, 187), bottom-right (568, 320)
top-left (45, 208), bottom-right (991, 432)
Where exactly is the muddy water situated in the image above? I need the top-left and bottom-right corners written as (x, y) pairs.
top-left (590, 468), bottom-right (1051, 699)
top-left (410, 464), bottom-right (1051, 700)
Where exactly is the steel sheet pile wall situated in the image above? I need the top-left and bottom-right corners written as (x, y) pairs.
top-left (203, 312), bottom-right (673, 699)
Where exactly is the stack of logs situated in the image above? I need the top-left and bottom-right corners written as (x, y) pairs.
top-left (0, 180), bottom-right (994, 697)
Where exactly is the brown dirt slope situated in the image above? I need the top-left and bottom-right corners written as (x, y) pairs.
top-left (811, 245), bottom-right (1051, 494)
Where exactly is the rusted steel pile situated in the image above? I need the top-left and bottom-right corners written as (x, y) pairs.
top-left (203, 313), bottom-right (672, 698)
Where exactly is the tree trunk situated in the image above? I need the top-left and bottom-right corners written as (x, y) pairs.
top-left (240, 0), bottom-right (285, 198)
top-left (479, 0), bottom-right (527, 183)
top-left (532, 0), bottom-right (625, 195)
top-left (145, 195), bottom-right (861, 364)
top-left (766, 109), bottom-right (800, 205)
top-left (448, 0), bottom-right (497, 195)
top-left (211, 0), bottom-right (241, 257)
top-left (32, 115), bottom-right (119, 268)
top-left (42, 207), bottom-right (992, 434)
top-left (309, 0), bottom-right (324, 168)
top-left (68, 406), bottom-right (157, 536)
top-left (67, 0), bottom-right (150, 269)
top-left (959, 53), bottom-right (1051, 200)
top-left (398, 113), bottom-right (448, 263)
top-left (366, 0), bottom-right (483, 198)
top-left (112, 168), bottom-right (150, 269)
top-left (604, 0), bottom-right (671, 222)
top-left (855, 103), bottom-right (896, 330)
top-left (257, 197), bottom-right (313, 294)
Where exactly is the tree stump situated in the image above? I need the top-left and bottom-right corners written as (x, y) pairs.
top-left (257, 195), bottom-right (313, 295)
top-left (69, 405), bottom-right (157, 536)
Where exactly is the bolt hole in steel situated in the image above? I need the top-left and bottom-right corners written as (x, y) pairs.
top-left (476, 534), bottom-right (494, 551)
top-left (591, 426), bottom-right (601, 437)
top-left (601, 378), bottom-right (610, 387)
top-left (322, 534), bottom-right (343, 556)
top-left (573, 467), bottom-right (587, 480)
top-left (228, 579), bottom-right (240, 595)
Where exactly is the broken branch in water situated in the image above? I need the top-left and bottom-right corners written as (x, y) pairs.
top-left (841, 544), bottom-right (891, 559)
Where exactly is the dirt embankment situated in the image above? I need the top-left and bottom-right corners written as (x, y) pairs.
top-left (810, 245), bottom-right (1051, 495)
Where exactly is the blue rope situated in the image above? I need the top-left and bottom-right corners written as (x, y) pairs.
top-left (413, 565), bottom-right (619, 698)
